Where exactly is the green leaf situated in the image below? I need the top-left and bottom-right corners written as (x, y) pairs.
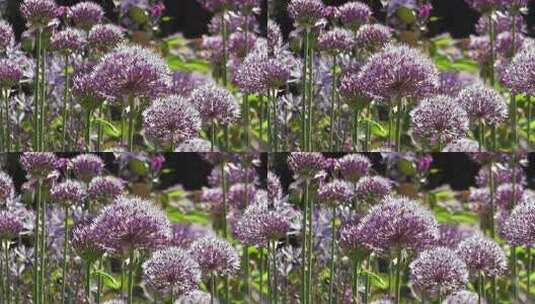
top-left (396, 7), bottom-right (417, 23)
top-left (166, 208), bottom-right (210, 225)
top-left (362, 118), bottom-right (388, 138)
top-left (94, 118), bottom-right (121, 139)
top-left (128, 158), bottom-right (150, 176)
top-left (166, 56), bottom-right (210, 73)
top-left (93, 270), bottom-right (120, 290)
top-left (361, 270), bottom-right (388, 290)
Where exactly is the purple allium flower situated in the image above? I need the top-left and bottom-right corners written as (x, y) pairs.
top-left (475, 12), bottom-right (525, 36)
top-left (268, 20), bottom-right (283, 54)
top-left (356, 44), bottom-right (439, 101)
top-left (196, 0), bottom-right (233, 12)
top-left (267, 171), bottom-right (283, 201)
top-left (0, 210), bottom-right (24, 239)
top-left (317, 179), bottom-right (355, 206)
top-left (228, 31), bottom-right (256, 59)
top-left (87, 176), bottom-right (124, 204)
top-left (0, 20), bottom-right (14, 52)
top-left (20, 0), bottom-right (58, 27)
top-left (418, 3), bottom-right (433, 19)
top-left (235, 203), bottom-right (291, 247)
top-left (357, 196), bottom-right (439, 256)
top-left (336, 153), bottom-right (371, 182)
top-left (201, 187), bottom-right (224, 215)
top-left (338, 1), bottom-right (372, 30)
top-left (72, 154), bottom-right (104, 183)
top-left (92, 44), bottom-right (171, 100)
top-left (93, 196), bottom-right (171, 255)
top-left (355, 24), bottom-right (393, 53)
top-left (0, 59), bottom-right (23, 89)
top-left (502, 200), bottom-right (535, 246)
top-left (437, 71), bottom-right (476, 97)
top-left (504, 47), bottom-right (535, 94)
top-left (142, 247), bottom-right (201, 297)
top-left (171, 71), bottom-right (212, 98)
top-left (317, 28), bottom-right (354, 55)
top-left (72, 73), bottom-right (107, 110)
top-left (50, 28), bottom-right (86, 54)
top-left (288, 152), bottom-right (326, 179)
top-left (67, 1), bottom-right (103, 30)
top-left (20, 152), bottom-right (58, 179)
top-left (142, 95), bottom-right (201, 149)
top-left (457, 83), bottom-right (508, 125)
top-left (168, 223), bottom-right (209, 248)
top-left (409, 247), bottom-right (469, 299)
top-left (468, 187), bottom-right (491, 214)
top-left (233, 50), bottom-right (269, 94)
top-left (227, 183), bottom-right (257, 209)
top-left (288, 0), bottom-right (325, 27)
top-left (177, 290), bottom-right (212, 304)
top-left (410, 95), bottom-right (469, 147)
top-left (442, 138), bottom-right (481, 152)
top-left (200, 36), bottom-right (224, 64)
top-left (354, 176), bottom-right (392, 204)
top-left (495, 183), bottom-right (524, 210)
top-left (456, 234), bottom-right (507, 277)
top-left (443, 290), bottom-right (482, 304)
top-left (339, 213), bottom-right (365, 253)
top-left (50, 180), bottom-right (86, 206)
top-left (0, 172), bottom-right (14, 203)
top-left (437, 224), bottom-right (477, 249)
top-left (87, 24), bottom-right (125, 52)
top-left (496, 31), bottom-right (525, 58)
top-left (190, 84), bottom-right (240, 126)
top-left (464, 0), bottom-right (502, 12)
top-left (175, 138), bottom-right (214, 152)
top-left (72, 217), bottom-right (106, 262)
top-left (189, 236), bottom-right (240, 276)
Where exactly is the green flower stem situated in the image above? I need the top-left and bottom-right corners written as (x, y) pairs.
top-left (40, 193), bottom-right (47, 304)
top-left (488, 13), bottom-right (496, 87)
top-left (33, 28), bottom-right (42, 151)
top-left (307, 185), bottom-right (314, 304)
top-left (329, 55), bottom-right (337, 152)
top-left (96, 104), bottom-right (104, 152)
top-left (272, 90), bottom-right (279, 152)
top-left (0, 89), bottom-right (4, 152)
top-left (352, 257), bottom-right (360, 303)
top-left (488, 162), bottom-right (495, 238)
top-left (259, 251), bottom-right (264, 301)
top-left (62, 54), bottom-right (69, 151)
top-left (244, 163), bottom-right (251, 298)
top-left (61, 206), bottom-right (69, 304)
top-left (527, 246), bottom-right (531, 301)
top-left (528, 97), bottom-right (532, 148)
top-left (127, 249), bottom-right (135, 304)
top-left (364, 258), bottom-right (370, 304)
top-left (301, 28), bottom-right (310, 151)
top-left (85, 260), bottom-right (92, 303)
top-left (210, 272), bottom-right (216, 304)
top-left (395, 97), bottom-right (403, 152)
top-left (4, 89), bottom-right (10, 152)
top-left (33, 181), bottom-right (42, 303)
top-left (85, 109), bottom-right (92, 151)
top-left (272, 242), bottom-right (278, 304)
top-left (96, 258), bottom-right (102, 304)
top-left (512, 246), bottom-right (518, 301)
top-left (211, 120), bottom-right (216, 152)
top-left (364, 103), bottom-right (371, 152)
top-left (127, 94), bottom-right (135, 152)
top-left (478, 272), bottom-right (483, 304)
top-left (328, 206), bottom-right (336, 304)
top-left (478, 120), bottom-right (485, 152)
top-left (243, 16), bottom-right (250, 150)
top-left (39, 41), bottom-right (47, 151)
top-left (306, 32), bottom-right (314, 151)
top-left (0, 242), bottom-right (4, 303)
top-left (301, 180), bottom-right (309, 304)
top-left (259, 95), bottom-right (264, 144)
top-left (220, 161), bottom-right (229, 303)
top-left (388, 103), bottom-right (393, 146)
top-left (4, 240), bottom-right (10, 304)
top-left (353, 109), bottom-right (359, 152)
top-left (267, 247), bottom-right (272, 303)
top-left (394, 252), bottom-right (402, 304)
top-left (221, 11), bottom-right (228, 87)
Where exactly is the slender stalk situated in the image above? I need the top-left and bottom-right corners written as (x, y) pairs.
top-left (259, 95), bottom-right (264, 144)
top-left (221, 11), bottom-right (228, 86)
top-left (62, 54), bottom-right (69, 151)
top-left (478, 272), bottom-right (483, 304)
top-left (364, 258), bottom-right (369, 304)
top-left (394, 252), bottom-right (402, 304)
top-left (39, 41), bottom-right (46, 151)
top-left (301, 29), bottom-right (309, 150)
top-left (528, 97), bottom-right (532, 148)
top-left (488, 13), bottom-right (496, 87)
top-left (328, 206), bottom-right (336, 304)
top-left (127, 249), bottom-right (135, 304)
top-left (0, 242), bottom-right (4, 303)
top-left (527, 246), bottom-right (531, 301)
top-left (272, 242), bottom-right (278, 304)
top-left (0, 90), bottom-right (4, 152)
top-left (211, 119), bottom-right (216, 151)
top-left (85, 260), bottom-right (92, 303)
top-left (329, 55), bottom-right (337, 151)
top-left (127, 94), bottom-right (135, 151)
top-left (267, 246), bottom-right (272, 303)
top-left (488, 162), bottom-right (495, 238)
top-left (260, 251), bottom-right (264, 301)
top-left (478, 120), bottom-right (484, 152)
top-left (39, 188), bottom-right (47, 304)
top-left (33, 28), bottom-right (42, 151)
top-left (364, 103), bottom-right (371, 152)
top-left (307, 184), bottom-right (314, 304)
top-left (352, 257), bottom-right (360, 304)
top-left (353, 109), bottom-right (359, 151)
top-left (96, 104), bottom-right (104, 152)
top-left (395, 97), bottom-right (403, 152)
top-left (96, 258), bottom-right (102, 304)
top-left (388, 103), bottom-right (393, 146)
top-left (244, 164), bottom-right (251, 298)
top-left (210, 272), bottom-right (216, 304)
top-left (306, 31), bottom-right (314, 151)
top-left (242, 16), bottom-right (250, 149)
top-left (301, 180), bottom-right (309, 304)
top-left (267, 91), bottom-right (273, 151)
top-left (512, 246), bottom-right (518, 301)
top-left (61, 206), bottom-right (69, 304)
top-left (4, 240), bottom-right (10, 304)
top-left (85, 109), bottom-right (92, 151)
top-left (4, 89), bottom-right (10, 152)
top-left (33, 181), bottom-right (41, 303)
top-left (220, 162), bottom-right (229, 303)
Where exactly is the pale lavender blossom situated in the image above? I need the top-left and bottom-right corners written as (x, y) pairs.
top-left (456, 234), bottom-right (507, 277)
top-left (189, 236), bottom-right (240, 276)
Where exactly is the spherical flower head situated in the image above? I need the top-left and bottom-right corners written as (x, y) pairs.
top-left (0, 172), bottom-right (14, 203)
top-left (88, 24), bottom-right (124, 52)
top-left (457, 83), bottom-right (508, 125)
top-left (93, 196), bottom-right (172, 254)
top-left (20, 0), bottom-right (58, 27)
top-left (172, 71), bottom-right (212, 98)
top-left (288, 152), bottom-right (326, 180)
top-left (264, 57), bottom-right (293, 89)
top-left (50, 28), bottom-right (86, 54)
top-left (72, 154), bottom-right (104, 183)
top-left (442, 138), bottom-right (481, 152)
top-left (318, 28), bottom-right (355, 55)
top-left (189, 236), bottom-right (240, 276)
top-left (0, 210), bottom-right (24, 239)
top-left (495, 183), bottom-right (524, 210)
top-left (190, 84), bottom-right (240, 126)
top-left (355, 24), bottom-right (393, 53)
top-left (20, 152), bottom-right (58, 179)
top-left (87, 176), bottom-right (124, 204)
top-left (437, 71), bottom-right (476, 97)
top-left (338, 1), bottom-right (372, 30)
top-left (175, 138), bottom-right (214, 152)
top-left (443, 290), bottom-right (482, 304)
top-left (464, 0), bottom-right (503, 12)
top-left (142, 95), bottom-right (201, 149)
top-left (0, 59), bottom-right (23, 89)
top-left (168, 223), bottom-right (208, 248)
top-left (288, 0), bottom-right (325, 28)
top-left (409, 247), bottom-right (468, 299)
top-left (437, 224), bottom-right (476, 249)
top-left (503, 200), bottom-right (535, 246)
top-left (67, 1), bottom-right (104, 30)
top-left (339, 214), bottom-right (366, 254)
top-left (410, 95), bottom-right (469, 147)
top-left (456, 234), bottom-right (507, 277)
top-left (267, 172), bottom-right (283, 201)
top-left (504, 47), bottom-right (535, 94)
top-left (72, 73), bottom-right (107, 110)
top-left (357, 196), bottom-right (439, 256)
top-left (227, 183), bottom-right (257, 209)
top-left (177, 290), bottom-right (212, 304)
top-left (228, 31), bottom-right (256, 59)
top-left (336, 153), bottom-right (371, 182)
top-left (72, 217), bottom-right (106, 262)
top-left (235, 203), bottom-right (291, 247)
top-left (0, 20), bottom-right (14, 52)
top-left (92, 44), bottom-right (171, 100)
top-left (233, 50), bottom-right (269, 95)
top-left (357, 44), bottom-right (439, 102)
top-left (50, 180), bottom-right (86, 206)
top-left (317, 179), bottom-right (354, 206)
top-left (354, 176), bottom-right (392, 204)
top-left (142, 247), bottom-right (201, 297)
